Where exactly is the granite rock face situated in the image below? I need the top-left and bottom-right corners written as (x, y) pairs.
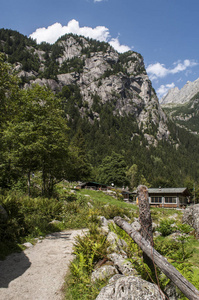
top-left (95, 275), bottom-right (165, 300)
top-left (160, 78), bottom-right (199, 106)
top-left (15, 34), bottom-right (170, 145)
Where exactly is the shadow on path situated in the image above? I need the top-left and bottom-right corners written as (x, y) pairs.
top-left (0, 251), bottom-right (31, 288)
top-left (46, 232), bottom-right (72, 240)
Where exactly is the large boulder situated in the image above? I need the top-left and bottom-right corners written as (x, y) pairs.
top-left (95, 274), bottom-right (165, 300)
top-left (183, 204), bottom-right (199, 238)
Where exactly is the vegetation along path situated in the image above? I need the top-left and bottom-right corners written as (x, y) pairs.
top-left (0, 229), bottom-right (86, 300)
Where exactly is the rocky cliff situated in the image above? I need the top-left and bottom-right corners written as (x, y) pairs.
top-left (0, 29), bottom-right (169, 146)
top-left (160, 78), bottom-right (199, 106)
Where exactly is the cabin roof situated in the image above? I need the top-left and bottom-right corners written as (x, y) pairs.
top-left (132, 187), bottom-right (190, 196)
top-left (77, 181), bottom-right (108, 188)
top-left (148, 187), bottom-right (190, 195)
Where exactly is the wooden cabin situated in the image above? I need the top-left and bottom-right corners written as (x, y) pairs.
top-left (134, 187), bottom-right (190, 208)
top-left (76, 181), bottom-right (108, 191)
top-left (121, 190), bottom-right (132, 201)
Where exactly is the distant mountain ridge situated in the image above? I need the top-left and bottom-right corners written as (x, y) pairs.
top-left (160, 78), bottom-right (199, 106)
top-left (163, 91), bottom-right (199, 135)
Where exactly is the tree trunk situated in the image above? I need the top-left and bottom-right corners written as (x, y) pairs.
top-left (114, 216), bottom-right (199, 300)
top-left (137, 185), bottom-right (154, 273)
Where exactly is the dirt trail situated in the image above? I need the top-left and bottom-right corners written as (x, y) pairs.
top-left (0, 229), bottom-right (86, 300)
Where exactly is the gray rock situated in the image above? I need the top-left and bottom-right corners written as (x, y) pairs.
top-left (164, 282), bottom-right (180, 300)
top-left (99, 226), bottom-right (110, 235)
top-left (98, 216), bottom-right (108, 226)
top-left (153, 231), bottom-right (161, 237)
top-left (168, 213), bottom-right (179, 220)
top-left (87, 202), bottom-right (94, 208)
top-left (0, 205), bottom-right (8, 222)
top-left (95, 275), bottom-right (165, 300)
top-left (107, 253), bottom-right (138, 276)
top-left (23, 242), bottom-right (33, 248)
top-left (183, 204), bottom-right (199, 238)
top-left (49, 220), bottom-right (61, 225)
top-left (152, 222), bottom-right (158, 231)
top-left (167, 232), bottom-right (186, 241)
top-left (91, 265), bottom-right (118, 283)
top-left (106, 232), bottom-right (128, 252)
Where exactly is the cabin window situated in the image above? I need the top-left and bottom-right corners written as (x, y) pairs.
top-left (165, 197), bottom-right (176, 203)
top-left (151, 197), bottom-right (162, 203)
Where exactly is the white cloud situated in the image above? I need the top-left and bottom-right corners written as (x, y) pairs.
top-left (29, 19), bottom-right (131, 53)
top-left (94, 0), bottom-right (105, 2)
top-left (146, 63), bottom-right (168, 80)
top-left (146, 60), bottom-right (198, 81)
top-left (109, 38), bottom-right (131, 53)
top-left (156, 83), bottom-right (175, 99)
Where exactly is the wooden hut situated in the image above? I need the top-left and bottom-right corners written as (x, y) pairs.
top-left (133, 187), bottom-right (190, 208)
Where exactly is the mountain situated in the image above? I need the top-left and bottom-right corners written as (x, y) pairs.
top-left (163, 91), bottom-right (199, 135)
top-left (0, 28), bottom-right (169, 145)
top-left (1, 28), bottom-right (199, 187)
top-left (160, 78), bottom-right (199, 105)
top-left (160, 77), bottom-right (199, 135)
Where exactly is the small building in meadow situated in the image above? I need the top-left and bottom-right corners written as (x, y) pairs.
top-left (76, 181), bottom-right (108, 191)
top-left (121, 190), bottom-right (132, 201)
top-left (134, 187), bottom-right (191, 208)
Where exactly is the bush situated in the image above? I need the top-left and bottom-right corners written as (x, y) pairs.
top-left (156, 219), bottom-right (176, 236)
top-left (65, 226), bottom-right (110, 300)
top-left (100, 204), bottom-right (132, 220)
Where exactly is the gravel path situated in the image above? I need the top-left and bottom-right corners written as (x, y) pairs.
top-left (0, 229), bottom-right (86, 300)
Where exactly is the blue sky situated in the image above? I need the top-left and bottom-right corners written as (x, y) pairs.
top-left (1, 0), bottom-right (199, 99)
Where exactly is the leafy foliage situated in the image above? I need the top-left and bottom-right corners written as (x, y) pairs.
top-left (97, 152), bottom-right (128, 187)
top-left (1, 84), bottom-right (70, 195)
top-left (156, 219), bottom-right (176, 236)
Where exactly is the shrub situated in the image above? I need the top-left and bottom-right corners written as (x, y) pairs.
top-left (156, 219), bottom-right (176, 236)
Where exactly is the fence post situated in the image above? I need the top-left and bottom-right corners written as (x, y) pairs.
top-left (137, 185), bottom-right (154, 273)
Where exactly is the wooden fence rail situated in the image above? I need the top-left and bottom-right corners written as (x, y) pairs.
top-left (114, 216), bottom-right (199, 300)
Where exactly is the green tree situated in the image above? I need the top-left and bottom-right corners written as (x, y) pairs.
top-left (126, 164), bottom-right (139, 190)
top-left (0, 54), bottom-right (21, 187)
top-left (67, 128), bottom-right (92, 181)
top-left (139, 174), bottom-right (151, 188)
top-left (0, 53), bottom-right (20, 126)
top-left (1, 85), bottom-right (70, 195)
top-left (97, 152), bottom-right (128, 187)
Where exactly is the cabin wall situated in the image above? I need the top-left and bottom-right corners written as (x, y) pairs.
top-left (148, 194), bottom-right (187, 208)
